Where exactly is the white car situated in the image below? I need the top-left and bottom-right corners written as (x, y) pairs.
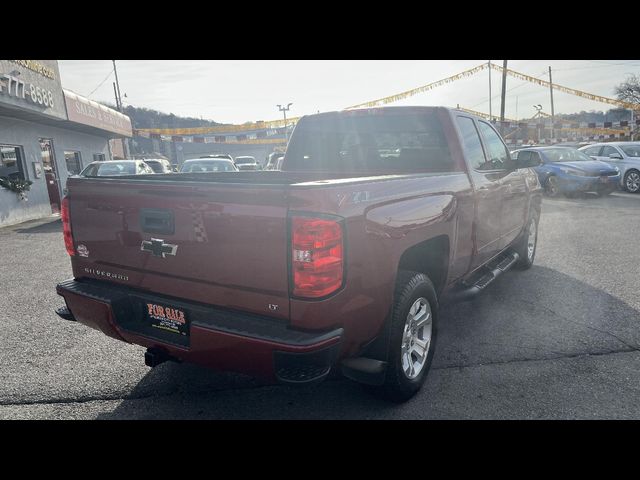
top-left (234, 156), bottom-right (261, 171)
top-left (579, 142), bottom-right (640, 193)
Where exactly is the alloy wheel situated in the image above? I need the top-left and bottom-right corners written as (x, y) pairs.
top-left (401, 297), bottom-right (432, 380)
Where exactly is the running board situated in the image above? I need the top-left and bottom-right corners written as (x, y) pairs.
top-left (445, 251), bottom-right (519, 303)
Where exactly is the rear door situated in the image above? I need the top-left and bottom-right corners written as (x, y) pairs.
top-left (455, 115), bottom-right (504, 269)
top-left (476, 121), bottom-right (528, 249)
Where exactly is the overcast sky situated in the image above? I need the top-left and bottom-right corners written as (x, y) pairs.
top-left (57, 60), bottom-right (640, 125)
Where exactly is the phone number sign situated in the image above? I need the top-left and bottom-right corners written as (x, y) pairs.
top-left (0, 60), bottom-right (66, 120)
top-left (0, 74), bottom-right (55, 108)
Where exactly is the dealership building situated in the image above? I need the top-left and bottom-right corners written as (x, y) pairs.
top-left (0, 60), bottom-right (132, 227)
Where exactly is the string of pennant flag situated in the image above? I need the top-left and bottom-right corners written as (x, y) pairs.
top-left (134, 62), bottom-right (638, 141)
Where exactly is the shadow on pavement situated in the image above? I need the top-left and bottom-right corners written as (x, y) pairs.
top-left (97, 265), bottom-right (640, 419)
top-left (13, 218), bottom-right (62, 234)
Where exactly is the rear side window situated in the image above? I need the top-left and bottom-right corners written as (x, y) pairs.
top-left (455, 116), bottom-right (486, 170)
top-left (621, 144), bottom-right (640, 157)
top-left (285, 112), bottom-right (458, 173)
top-left (477, 121), bottom-right (511, 170)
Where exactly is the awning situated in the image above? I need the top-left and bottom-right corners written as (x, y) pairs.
top-left (63, 89), bottom-right (132, 137)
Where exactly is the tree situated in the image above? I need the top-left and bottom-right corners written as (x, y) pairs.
top-left (615, 74), bottom-right (640, 106)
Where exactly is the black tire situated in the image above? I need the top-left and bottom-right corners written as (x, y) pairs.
top-left (623, 169), bottom-right (640, 193)
top-left (370, 270), bottom-right (438, 403)
top-left (514, 211), bottom-right (539, 270)
top-left (545, 176), bottom-right (560, 197)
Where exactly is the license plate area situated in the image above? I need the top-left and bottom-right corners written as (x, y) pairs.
top-left (116, 294), bottom-right (191, 347)
top-left (146, 302), bottom-right (189, 337)
top-left (600, 176), bottom-right (609, 183)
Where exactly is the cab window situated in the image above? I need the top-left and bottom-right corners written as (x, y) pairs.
top-left (455, 116), bottom-right (486, 170)
top-left (477, 121), bottom-right (511, 170)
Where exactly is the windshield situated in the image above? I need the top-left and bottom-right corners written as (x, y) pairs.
top-left (543, 148), bottom-right (593, 163)
top-left (180, 160), bottom-right (237, 172)
top-left (234, 157), bottom-right (255, 164)
top-left (620, 144), bottom-right (640, 157)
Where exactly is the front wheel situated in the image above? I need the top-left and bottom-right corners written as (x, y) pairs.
top-left (623, 170), bottom-right (640, 193)
top-left (371, 271), bottom-right (438, 403)
top-left (545, 176), bottom-right (560, 197)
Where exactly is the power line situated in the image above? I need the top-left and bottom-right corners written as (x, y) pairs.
top-left (469, 70), bottom-right (548, 109)
top-left (584, 60), bottom-right (640, 68)
top-left (87, 68), bottom-right (114, 98)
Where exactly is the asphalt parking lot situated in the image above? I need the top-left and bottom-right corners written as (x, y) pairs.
top-left (1, 191), bottom-right (639, 419)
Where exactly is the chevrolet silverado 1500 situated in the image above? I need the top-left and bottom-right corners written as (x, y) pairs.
top-left (56, 106), bottom-right (542, 401)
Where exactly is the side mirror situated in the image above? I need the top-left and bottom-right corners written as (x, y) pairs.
top-left (609, 153), bottom-right (623, 160)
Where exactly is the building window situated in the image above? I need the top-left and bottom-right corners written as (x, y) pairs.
top-left (0, 145), bottom-right (26, 180)
top-left (64, 151), bottom-right (82, 175)
top-left (93, 153), bottom-right (106, 162)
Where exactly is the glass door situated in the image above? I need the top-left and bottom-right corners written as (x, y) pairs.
top-left (39, 138), bottom-right (61, 214)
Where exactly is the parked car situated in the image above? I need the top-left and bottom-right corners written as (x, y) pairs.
top-left (179, 158), bottom-right (238, 173)
top-left (234, 156), bottom-right (261, 171)
top-left (578, 142), bottom-right (640, 193)
top-left (199, 154), bottom-right (234, 161)
top-left (56, 106), bottom-right (542, 402)
top-left (141, 158), bottom-right (174, 174)
top-left (79, 160), bottom-right (155, 177)
top-left (265, 152), bottom-right (285, 170)
top-left (512, 146), bottom-right (620, 197)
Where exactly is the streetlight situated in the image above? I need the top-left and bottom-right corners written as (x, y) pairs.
top-left (533, 105), bottom-right (543, 143)
top-left (277, 103), bottom-right (293, 144)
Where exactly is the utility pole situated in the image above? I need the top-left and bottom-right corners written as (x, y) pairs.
top-left (112, 60), bottom-right (130, 158)
top-left (500, 60), bottom-right (507, 135)
top-left (549, 66), bottom-right (555, 142)
top-left (488, 60), bottom-right (492, 120)
top-left (112, 82), bottom-right (120, 110)
top-left (277, 103), bottom-right (293, 144)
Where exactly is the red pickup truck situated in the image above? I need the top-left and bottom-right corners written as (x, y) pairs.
top-left (56, 107), bottom-right (542, 401)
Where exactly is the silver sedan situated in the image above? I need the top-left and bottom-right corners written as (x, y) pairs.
top-left (579, 142), bottom-right (640, 193)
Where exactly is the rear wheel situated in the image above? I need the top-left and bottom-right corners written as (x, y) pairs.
top-left (371, 271), bottom-right (438, 403)
top-left (514, 212), bottom-right (539, 270)
top-left (623, 170), bottom-right (640, 193)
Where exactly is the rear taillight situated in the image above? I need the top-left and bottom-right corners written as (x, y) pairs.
top-left (61, 196), bottom-right (75, 256)
top-left (291, 216), bottom-right (344, 298)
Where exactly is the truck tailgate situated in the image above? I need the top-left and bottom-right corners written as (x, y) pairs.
top-left (67, 178), bottom-right (291, 320)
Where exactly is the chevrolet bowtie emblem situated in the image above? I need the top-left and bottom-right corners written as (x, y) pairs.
top-left (140, 238), bottom-right (178, 258)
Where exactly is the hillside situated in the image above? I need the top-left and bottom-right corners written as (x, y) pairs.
top-left (101, 103), bottom-right (223, 129)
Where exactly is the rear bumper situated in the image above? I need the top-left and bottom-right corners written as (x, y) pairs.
top-left (56, 278), bottom-right (343, 384)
